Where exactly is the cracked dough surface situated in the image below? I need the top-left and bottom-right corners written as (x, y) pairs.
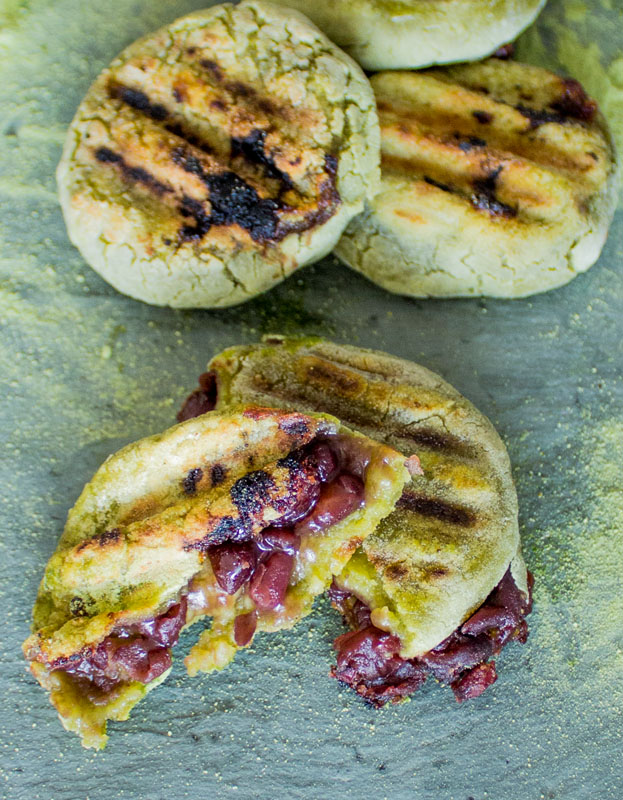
top-left (56, 0), bottom-right (380, 308)
top-left (269, 0), bottom-right (547, 71)
top-left (335, 61), bottom-right (620, 299)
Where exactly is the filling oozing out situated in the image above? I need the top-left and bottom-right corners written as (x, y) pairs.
top-left (50, 435), bottom-right (369, 696)
top-left (329, 568), bottom-right (533, 705)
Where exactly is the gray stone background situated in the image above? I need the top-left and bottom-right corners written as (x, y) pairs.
top-left (1, 0), bottom-right (621, 798)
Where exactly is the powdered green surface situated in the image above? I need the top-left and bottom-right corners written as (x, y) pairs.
top-left (1, 0), bottom-right (622, 797)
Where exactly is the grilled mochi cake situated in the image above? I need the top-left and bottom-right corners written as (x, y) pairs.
top-left (180, 337), bottom-right (532, 705)
top-left (56, 1), bottom-right (380, 309)
top-left (335, 60), bottom-right (619, 299)
top-left (23, 407), bottom-right (410, 748)
top-left (268, 0), bottom-right (546, 71)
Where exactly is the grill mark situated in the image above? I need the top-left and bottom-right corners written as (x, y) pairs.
top-left (185, 515), bottom-right (247, 550)
top-left (399, 426), bottom-right (469, 456)
top-left (246, 372), bottom-right (471, 458)
top-left (198, 60), bottom-right (277, 115)
top-left (95, 147), bottom-right (171, 196)
top-left (389, 158), bottom-right (516, 219)
top-left (470, 166), bottom-right (516, 218)
top-left (272, 154), bottom-right (341, 239)
top-left (380, 76), bottom-right (601, 173)
top-left (76, 527), bottom-right (122, 552)
top-left (303, 361), bottom-right (363, 394)
top-left (173, 148), bottom-right (281, 242)
top-left (424, 176), bottom-right (453, 193)
top-left (103, 81), bottom-right (342, 243)
top-left (456, 136), bottom-right (487, 152)
top-left (231, 128), bottom-right (293, 189)
top-left (109, 84), bottom-right (168, 121)
top-left (200, 59), bottom-right (223, 82)
top-left (397, 492), bottom-right (476, 527)
top-left (516, 104), bottom-right (567, 130)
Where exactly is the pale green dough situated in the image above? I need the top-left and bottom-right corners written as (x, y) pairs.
top-left (269, 0), bottom-right (547, 70)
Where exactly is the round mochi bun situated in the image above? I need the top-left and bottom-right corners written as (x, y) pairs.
top-left (268, 0), bottom-right (547, 71)
top-left (57, 1), bottom-right (380, 308)
top-left (335, 60), bottom-right (619, 299)
top-left (207, 336), bottom-right (528, 658)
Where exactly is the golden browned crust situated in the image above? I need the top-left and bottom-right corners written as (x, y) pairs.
top-left (336, 61), bottom-right (619, 298)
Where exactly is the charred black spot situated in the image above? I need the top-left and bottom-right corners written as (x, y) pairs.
top-left (211, 99), bottom-right (226, 111)
top-left (278, 417), bottom-right (310, 437)
top-left (69, 597), bottom-right (88, 617)
top-left (424, 176), bottom-right (453, 193)
top-left (173, 148), bottom-right (281, 242)
top-left (277, 450), bottom-right (304, 471)
top-left (165, 123), bottom-right (205, 151)
top-left (230, 470), bottom-right (275, 517)
top-left (257, 97), bottom-right (277, 115)
top-left (551, 78), bottom-right (597, 122)
top-left (95, 147), bottom-right (121, 164)
top-left (516, 104), bottom-right (567, 129)
top-left (472, 111), bottom-right (493, 124)
top-left (457, 136), bottom-right (487, 152)
top-left (185, 515), bottom-right (247, 551)
top-left (200, 59), bottom-right (223, 81)
top-left (225, 81), bottom-right (255, 98)
top-left (231, 128), bottom-right (293, 188)
top-left (78, 528), bottom-right (122, 551)
top-left (110, 84), bottom-right (168, 121)
top-left (95, 147), bottom-right (170, 195)
top-left (397, 493), bottom-right (476, 527)
top-left (208, 172), bottom-right (279, 240)
top-left (183, 467), bottom-right (204, 495)
top-left (386, 563), bottom-right (409, 581)
top-left (179, 194), bottom-right (212, 240)
top-left (211, 464), bottom-right (227, 487)
top-left (471, 166), bottom-right (516, 218)
top-left (325, 154), bottom-right (339, 177)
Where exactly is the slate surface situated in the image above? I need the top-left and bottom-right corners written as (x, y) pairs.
top-left (1, 1), bottom-right (622, 798)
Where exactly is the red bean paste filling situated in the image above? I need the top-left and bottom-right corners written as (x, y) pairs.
top-left (51, 435), bottom-right (367, 695)
top-left (177, 371), bottom-right (218, 422)
top-left (329, 567), bottom-right (533, 705)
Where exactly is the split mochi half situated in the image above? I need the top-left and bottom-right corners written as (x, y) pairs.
top-left (197, 337), bottom-right (532, 704)
top-left (24, 407), bottom-right (410, 748)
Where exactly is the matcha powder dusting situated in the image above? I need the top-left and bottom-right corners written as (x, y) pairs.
top-left (530, 419), bottom-right (623, 713)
